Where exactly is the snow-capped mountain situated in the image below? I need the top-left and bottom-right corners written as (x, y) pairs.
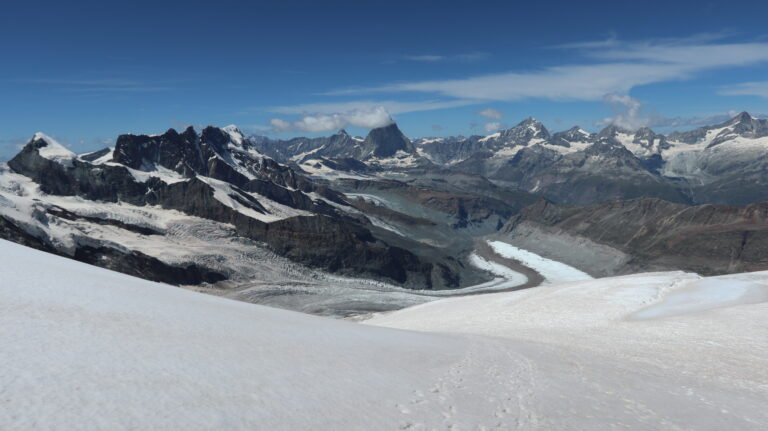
top-left (661, 112), bottom-right (768, 203)
top-left (0, 126), bottom-right (483, 295)
top-left (300, 111), bottom-right (768, 205)
top-left (4, 111), bottom-right (768, 316)
top-left (257, 113), bottom-right (768, 206)
top-left (256, 123), bottom-right (432, 173)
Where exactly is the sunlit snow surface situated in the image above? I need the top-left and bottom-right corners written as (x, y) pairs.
top-left (488, 240), bottom-right (593, 283)
top-left (2, 239), bottom-right (768, 429)
top-left (33, 132), bottom-right (76, 167)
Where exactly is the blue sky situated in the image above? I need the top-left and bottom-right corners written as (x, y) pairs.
top-left (2, 0), bottom-right (768, 159)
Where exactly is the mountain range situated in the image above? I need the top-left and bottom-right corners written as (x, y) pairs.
top-left (253, 111), bottom-right (768, 205)
top-left (2, 111), bottom-right (768, 315)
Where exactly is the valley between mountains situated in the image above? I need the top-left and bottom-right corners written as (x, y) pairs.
top-left (2, 111), bottom-right (768, 430)
top-left (2, 112), bottom-right (768, 315)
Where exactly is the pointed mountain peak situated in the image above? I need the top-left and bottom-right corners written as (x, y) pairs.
top-left (27, 132), bottom-right (76, 167)
top-left (495, 117), bottom-right (550, 144)
top-left (363, 122), bottom-right (413, 158)
top-left (568, 126), bottom-right (591, 136)
top-left (32, 132), bottom-right (60, 146)
top-left (554, 126), bottom-right (592, 142)
top-left (162, 128), bottom-right (180, 138)
top-left (182, 126), bottom-right (198, 140)
top-left (732, 111), bottom-right (756, 123)
top-left (220, 125), bottom-right (244, 145)
top-left (634, 127), bottom-right (658, 138)
top-left (370, 121), bottom-right (400, 132)
top-left (335, 128), bottom-right (349, 136)
top-left (516, 117), bottom-right (543, 128)
top-left (222, 124), bottom-right (241, 134)
top-left (597, 124), bottom-right (632, 138)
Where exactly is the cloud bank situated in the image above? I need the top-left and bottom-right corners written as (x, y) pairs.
top-left (402, 52), bottom-right (489, 63)
top-left (720, 81), bottom-right (768, 98)
top-left (268, 99), bottom-right (478, 133)
top-left (270, 106), bottom-right (394, 133)
top-left (598, 94), bottom-right (750, 131)
top-left (270, 35), bottom-right (768, 134)
top-left (327, 37), bottom-right (768, 103)
top-left (477, 108), bottom-right (504, 119)
top-left (600, 94), bottom-right (648, 130)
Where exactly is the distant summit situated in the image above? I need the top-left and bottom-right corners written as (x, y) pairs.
top-left (362, 123), bottom-right (414, 159)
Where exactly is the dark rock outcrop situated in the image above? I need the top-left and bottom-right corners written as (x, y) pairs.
top-left (5, 130), bottom-right (469, 289)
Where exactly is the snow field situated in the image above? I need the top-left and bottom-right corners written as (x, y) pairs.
top-left (2, 240), bottom-right (768, 429)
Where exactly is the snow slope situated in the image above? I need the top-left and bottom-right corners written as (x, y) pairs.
top-left (33, 132), bottom-right (76, 167)
top-left (3, 239), bottom-right (768, 429)
top-left (0, 239), bottom-right (470, 430)
top-left (489, 240), bottom-right (593, 283)
top-left (369, 271), bottom-right (768, 430)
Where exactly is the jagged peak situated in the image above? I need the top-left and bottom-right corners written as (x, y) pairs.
top-left (362, 122), bottom-right (413, 158)
top-left (559, 126), bottom-right (591, 137)
top-left (32, 132), bottom-right (60, 145)
top-left (732, 111), bottom-right (757, 123)
top-left (634, 127), bottom-right (659, 138)
top-left (493, 117), bottom-right (550, 143)
top-left (364, 121), bottom-right (406, 140)
top-left (597, 124), bottom-right (633, 137)
top-left (220, 125), bottom-right (244, 145)
top-left (514, 117), bottom-right (544, 128)
top-left (335, 128), bottom-right (349, 136)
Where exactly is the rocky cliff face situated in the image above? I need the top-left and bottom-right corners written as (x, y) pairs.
top-left (361, 123), bottom-right (415, 158)
top-left (500, 198), bottom-right (768, 276)
top-left (1, 128), bottom-right (476, 290)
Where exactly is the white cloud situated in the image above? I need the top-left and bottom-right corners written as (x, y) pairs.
top-left (264, 35), bottom-right (768, 134)
top-left (719, 81), bottom-right (768, 98)
top-left (484, 122), bottom-right (502, 132)
top-left (599, 94), bottom-right (648, 130)
top-left (269, 118), bottom-right (293, 132)
top-left (268, 99), bottom-right (482, 133)
top-left (271, 99), bottom-right (478, 116)
top-left (477, 108), bottom-right (503, 119)
top-left (404, 55), bottom-right (445, 62)
top-left (402, 52), bottom-right (489, 63)
top-left (326, 38), bottom-right (768, 103)
top-left (270, 106), bottom-right (393, 133)
top-left (597, 95), bottom-right (751, 131)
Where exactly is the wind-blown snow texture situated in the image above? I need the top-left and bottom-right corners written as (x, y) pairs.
top-left (2, 239), bottom-right (767, 429)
